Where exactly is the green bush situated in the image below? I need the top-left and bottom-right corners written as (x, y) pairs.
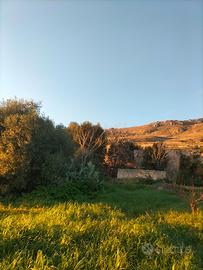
top-left (66, 161), bottom-right (103, 194)
top-left (19, 183), bottom-right (87, 205)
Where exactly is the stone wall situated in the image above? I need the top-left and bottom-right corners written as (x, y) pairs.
top-left (117, 169), bottom-right (166, 180)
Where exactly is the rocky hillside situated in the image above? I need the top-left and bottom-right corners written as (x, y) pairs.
top-left (109, 118), bottom-right (203, 150)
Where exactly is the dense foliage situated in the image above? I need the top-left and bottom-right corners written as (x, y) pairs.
top-left (0, 99), bottom-right (74, 193)
top-left (0, 99), bottom-right (108, 195)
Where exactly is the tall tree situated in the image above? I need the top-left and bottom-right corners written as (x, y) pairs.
top-left (67, 121), bottom-right (106, 167)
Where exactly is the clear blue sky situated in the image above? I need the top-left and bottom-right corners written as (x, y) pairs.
top-left (1, 0), bottom-right (203, 128)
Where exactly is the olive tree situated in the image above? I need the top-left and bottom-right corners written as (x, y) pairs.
top-left (0, 98), bottom-right (74, 193)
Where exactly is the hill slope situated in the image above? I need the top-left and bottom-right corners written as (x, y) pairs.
top-left (110, 118), bottom-right (203, 150)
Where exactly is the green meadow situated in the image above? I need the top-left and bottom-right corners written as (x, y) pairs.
top-left (0, 183), bottom-right (202, 270)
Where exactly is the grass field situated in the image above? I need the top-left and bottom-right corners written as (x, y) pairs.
top-left (0, 183), bottom-right (202, 270)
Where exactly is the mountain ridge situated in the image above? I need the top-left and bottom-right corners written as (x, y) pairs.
top-left (109, 118), bottom-right (203, 150)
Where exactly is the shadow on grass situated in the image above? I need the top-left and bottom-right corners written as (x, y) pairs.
top-left (157, 223), bottom-right (203, 268)
top-left (0, 183), bottom-right (193, 218)
top-left (0, 182), bottom-right (192, 219)
top-left (0, 225), bottom-right (64, 260)
top-left (0, 219), bottom-right (202, 269)
top-left (94, 183), bottom-right (191, 217)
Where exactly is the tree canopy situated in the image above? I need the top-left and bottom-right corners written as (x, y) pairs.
top-left (0, 99), bottom-right (74, 193)
top-left (67, 121), bottom-right (106, 167)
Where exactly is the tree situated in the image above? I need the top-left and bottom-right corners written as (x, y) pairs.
top-left (105, 141), bottom-right (137, 177)
top-left (106, 128), bottom-right (128, 144)
top-left (27, 120), bottom-right (74, 189)
top-left (142, 143), bottom-right (168, 170)
top-left (67, 121), bottom-right (106, 167)
top-left (0, 99), bottom-right (40, 192)
top-left (0, 98), bottom-right (74, 193)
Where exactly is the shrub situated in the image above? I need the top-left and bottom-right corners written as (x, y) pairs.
top-left (66, 161), bottom-right (103, 194)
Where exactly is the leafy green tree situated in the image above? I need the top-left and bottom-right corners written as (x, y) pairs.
top-left (0, 99), bottom-right (40, 192)
top-left (0, 98), bottom-right (74, 193)
top-left (27, 120), bottom-right (74, 189)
